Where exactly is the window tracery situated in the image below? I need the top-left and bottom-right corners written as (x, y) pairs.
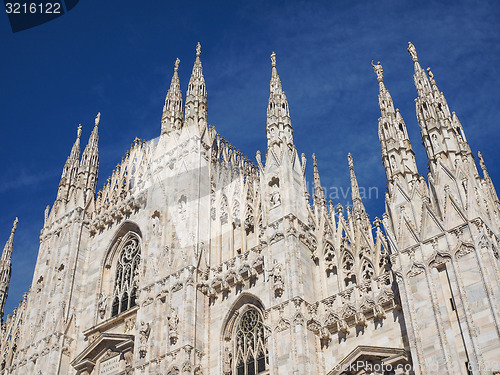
top-left (234, 308), bottom-right (268, 375)
top-left (342, 252), bottom-right (356, 287)
top-left (360, 260), bottom-right (375, 281)
top-left (111, 235), bottom-right (141, 317)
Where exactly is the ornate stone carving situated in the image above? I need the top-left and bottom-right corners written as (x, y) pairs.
top-left (98, 293), bottom-right (107, 319)
top-left (274, 316), bottom-right (290, 332)
top-left (407, 262), bottom-right (425, 278)
top-left (169, 308), bottom-right (179, 344)
top-left (268, 259), bottom-right (284, 297)
top-left (455, 243), bottom-right (474, 258)
top-left (138, 321), bottom-right (151, 358)
top-left (222, 344), bottom-right (232, 375)
top-left (124, 317), bottom-right (136, 332)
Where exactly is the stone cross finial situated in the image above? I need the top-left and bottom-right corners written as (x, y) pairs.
top-left (95, 112), bottom-right (101, 127)
top-left (77, 124), bottom-right (82, 139)
top-left (270, 51), bottom-right (276, 68)
top-left (408, 42), bottom-right (418, 62)
top-left (196, 42), bottom-right (201, 57)
top-left (372, 60), bottom-right (383, 82)
top-left (174, 58), bottom-right (180, 71)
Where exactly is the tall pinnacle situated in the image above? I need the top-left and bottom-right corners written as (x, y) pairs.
top-left (79, 113), bottom-right (100, 201)
top-left (81, 113), bottom-right (100, 168)
top-left (161, 58), bottom-right (183, 134)
top-left (372, 61), bottom-right (395, 117)
top-left (63, 124), bottom-right (82, 179)
top-left (270, 52), bottom-right (283, 94)
top-left (408, 42), bottom-right (433, 99)
top-left (408, 42), bottom-right (470, 174)
top-left (70, 125), bottom-right (82, 161)
top-left (185, 43), bottom-right (207, 129)
top-left (373, 59), bottom-right (419, 187)
top-left (0, 218), bottom-right (18, 321)
top-left (1, 218), bottom-right (18, 262)
top-left (56, 124), bottom-right (83, 203)
top-left (312, 154), bottom-right (326, 209)
top-left (348, 153), bottom-right (365, 217)
top-left (266, 52), bottom-right (293, 150)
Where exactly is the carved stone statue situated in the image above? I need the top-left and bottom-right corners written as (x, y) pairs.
top-left (407, 41), bottom-right (418, 62)
top-left (169, 308), bottom-right (179, 344)
top-left (223, 344), bottom-right (232, 375)
top-left (270, 51), bottom-right (276, 67)
top-left (151, 214), bottom-right (160, 235)
top-left (139, 321), bottom-right (151, 345)
top-left (270, 191), bottom-right (281, 208)
top-left (98, 293), bottom-right (107, 319)
top-left (372, 61), bottom-right (383, 81)
top-left (269, 259), bottom-right (284, 297)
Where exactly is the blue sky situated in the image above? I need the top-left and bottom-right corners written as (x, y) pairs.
top-left (1, 0), bottom-right (499, 315)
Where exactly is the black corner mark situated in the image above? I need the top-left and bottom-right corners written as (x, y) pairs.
top-left (4, 0), bottom-right (80, 33)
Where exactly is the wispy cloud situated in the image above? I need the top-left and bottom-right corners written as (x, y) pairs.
top-left (0, 169), bottom-right (58, 194)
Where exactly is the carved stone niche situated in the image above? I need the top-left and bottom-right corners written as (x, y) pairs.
top-left (71, 333), bottom-right (134, 375)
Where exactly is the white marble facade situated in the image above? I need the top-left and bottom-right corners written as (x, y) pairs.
top-left (0, 42), bottom-right (499, 375)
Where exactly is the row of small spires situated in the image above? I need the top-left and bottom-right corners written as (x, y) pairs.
top-left (58, 41), bottom-right (440, 202)
top-left (55, 40), bottom-right (494, 233)
top-left (52, 40), bottom-right (497, 209)
top-left (9, 39), bottom-right (493, 235)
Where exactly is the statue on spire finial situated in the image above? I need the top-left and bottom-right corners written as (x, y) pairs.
top-left (95, 112), bottom-right (101, 127)
top-left (196, 42), bottom-right (201, 57)
top-left (348, 153), bottom-right (354, 170)
top-left (408, 42), bottom-right (418, 62)
top-left (371, 61), bottom-right (384, 82)
top-left (12, 218), bottom-right (18, 234)
top-left (270, 52), bottom-right (276, 68)
top-left (174, 58), bottom-right (180, 72)
top-left (77, 124), bottom-right (82, 139)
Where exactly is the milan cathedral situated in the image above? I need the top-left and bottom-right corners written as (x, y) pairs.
top-left (1, 42), bottom-right (499, 374)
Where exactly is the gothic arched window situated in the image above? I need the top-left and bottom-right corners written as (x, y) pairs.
top-left (111, 235), bottom-right (141, 317)
top-left (234, 308), bottom-right (268, 375)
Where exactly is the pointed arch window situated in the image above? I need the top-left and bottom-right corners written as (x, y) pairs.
top-left (111, 235), bottom-right (141, 317)
top-left (234, 308), bottom-right (268, 375)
